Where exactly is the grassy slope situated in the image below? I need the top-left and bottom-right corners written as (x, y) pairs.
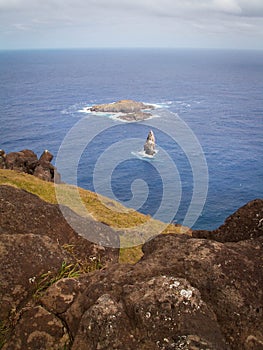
top-left (0, 169), bottom-right (190, 263)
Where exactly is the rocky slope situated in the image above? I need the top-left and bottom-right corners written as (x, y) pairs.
top-left (0, 186), bottom-right (119, 325)
top-left (0, 186), bottom-right (262, 350)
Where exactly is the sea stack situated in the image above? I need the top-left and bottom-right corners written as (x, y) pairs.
top-left (144, 130), bottom-right (156, 156)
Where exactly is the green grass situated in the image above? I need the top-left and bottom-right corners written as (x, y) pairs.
top-left (33, 254), bottom-right (103, 299)
top-left (33, 261), bottom-right (81, 299)
top-left (0, 169), bottom-right (190, 263)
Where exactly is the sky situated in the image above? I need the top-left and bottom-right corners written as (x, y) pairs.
top-left (0, 0), bottom-right (263, 50)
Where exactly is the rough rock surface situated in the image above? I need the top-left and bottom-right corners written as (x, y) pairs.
top-left (144, 130), bottom-right (156, 156)
top-left (193, 198), bottom-right (263, 242)
top-left (0, 185), bottom-right (119, 321)
top-left (1, 193), bottom-right (263, 350)
top-left (0, 149), bottom-right (60, 182)
top-left (3, 304), bottom-right (70, 350)
top-left (90, 99), bottom-right (155, 122)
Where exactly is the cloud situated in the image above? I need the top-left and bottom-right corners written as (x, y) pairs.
top-left (238, 0), bottom-right (263, 17)
top-left (1, 0), bottom-right (263, 19)
top-left (0, 0), bottom-right (262, 49)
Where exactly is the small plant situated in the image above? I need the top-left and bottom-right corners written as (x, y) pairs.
top-left (33, 261), bottom-right (80, 299)
top-left (62, 244), bottom-right (103, 273)
top-left (33, 253), bottom-right (104, 299)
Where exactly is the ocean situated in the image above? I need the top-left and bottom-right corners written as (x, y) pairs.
top-left (0, 48), bottom-right (262, 230)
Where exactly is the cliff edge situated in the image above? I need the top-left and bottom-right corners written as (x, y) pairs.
top-left (0, 184), bottom-right (262, 349)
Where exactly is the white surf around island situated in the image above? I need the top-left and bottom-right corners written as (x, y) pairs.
top-left (77, 102), bottom-right (163, 123)
top-left (131, 149), bottom-right (159, 160)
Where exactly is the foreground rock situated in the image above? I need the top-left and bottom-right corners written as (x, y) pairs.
top-left (0, 149), bottom-right (60, 182)
top-left (0, 185), bottom-right (119, 323)
top-left (90, 99), bottom-right (155, 122)
top-left (1, 194), bottom-right (262, 349)
top-left (192, 198), bottom-right (263, 242)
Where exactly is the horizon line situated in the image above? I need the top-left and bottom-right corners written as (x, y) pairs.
top-left (0, 46), bottom-right (263, 52)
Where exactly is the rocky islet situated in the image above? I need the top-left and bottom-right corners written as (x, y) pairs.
top-left (89, 99), bottom-right (155, 122)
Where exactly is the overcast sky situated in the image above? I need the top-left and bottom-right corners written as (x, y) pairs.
top-left (0, 0), bottom-right (263, 50)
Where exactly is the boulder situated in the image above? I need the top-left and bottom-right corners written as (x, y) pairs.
top-left (3, 149), bottom-right (60, 182)
top-left (39, 150), bottom-right (53, 163)
top-left (5, 149), bottom-right (38, 174)
top-left (33, 163), bottom-right (54, 182)
top-left (2, 306), bottom-right (70, 350)
top-left (0, 149), bottom-right (6, 169)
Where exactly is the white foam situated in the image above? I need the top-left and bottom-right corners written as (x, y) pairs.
top-left (149, 101), bottom-right (175, 109)
top-left (75, 101), bottom-right (167, 122)
top-left (78, 107), bottom-right (92, 114)
top-left (147, 102), bottom-right (165, 109)
top-left (131, 149), bottom-right (159, 159)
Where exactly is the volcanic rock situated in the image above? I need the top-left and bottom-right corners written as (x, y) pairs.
top-left (2, 149), bottom-right (60, 182)
top-left (0, 233), bottom-right (72, 320)
top-left (192, 198), bottom-right (263, 242)
top-left (33, 163), bottom-right (54, 182)
top-left (0, 185), bottom-right (119, 321)
top-left (1, 192), bottom-right (263, 350)
top-left (3, 305), bottom-right (70, 350)
top-left (5, 149), bottom-right (38, 174)
top-left (0, 150), bottom-right (6, 169)
top-left (144, 130), bottom-right (156, 156)
top-left (39, 150), bottom-right (53, 163)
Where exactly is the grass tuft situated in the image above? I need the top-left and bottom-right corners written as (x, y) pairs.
top-left (0, 169), bottom-right (190, 264)
top-left (33, 261), bottom-right (81, 299)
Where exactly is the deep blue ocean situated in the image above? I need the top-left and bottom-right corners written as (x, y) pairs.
top-left (0, 49), bottom-right (262, 230)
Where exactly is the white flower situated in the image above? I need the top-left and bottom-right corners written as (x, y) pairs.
top-left (29, 276), bottom-right (36, 284)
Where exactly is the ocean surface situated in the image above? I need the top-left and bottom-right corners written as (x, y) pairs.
top-left (0, 48), bottom-right (262, 230)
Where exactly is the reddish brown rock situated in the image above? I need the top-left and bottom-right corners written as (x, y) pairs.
top-left (5, 149), bottom-right (38, 174)
top-left (1, 192), bottom-right (262, 350)
top-left (0, 149), bottom-right (6, 169)
top-left (3, 149), bottom-right (60, 182)
top-left (0, 185), bottom-right (119, 260)
top-left (40, 278), bottom-right (83, 316)
top-left (71, 294), bottom-right (134, 350)
top-left (0, 233), bottom-right (71, 320)
top-left (192, 199), bottom-right (263, 242)
top-left (39, 150), bottom-right (53, 163)
top-left (33, 163), bottom-right (53, 182)
top-left (2, 306), bottom-right (70, 350)
top-left (0, 185), bottom-right (119, 321)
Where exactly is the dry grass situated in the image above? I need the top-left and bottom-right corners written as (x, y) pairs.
top-left (0, 169), bottom-right (190, 263)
